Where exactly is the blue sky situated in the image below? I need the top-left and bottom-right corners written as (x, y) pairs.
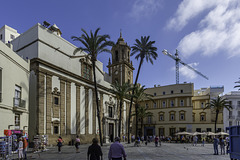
top-left (1, 0), bottom-right (240, 93)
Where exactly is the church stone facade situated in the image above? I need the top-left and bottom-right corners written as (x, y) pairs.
top-left (11, 23), bottom-right (133, 144)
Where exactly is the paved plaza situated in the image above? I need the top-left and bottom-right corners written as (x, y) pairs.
top-left (11, 142), bottom-right (230, 160)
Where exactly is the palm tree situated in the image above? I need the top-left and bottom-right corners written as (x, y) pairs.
top-left (72, 28), bottom-right (114, 146)
top-left (132, 85), bottom-right (154, 137)
top-left (109, 81), bottom-right (132, 138)
top-left (204, 96), bottom-right (232, 133)
top-left (127, 36), bottom-right (158, 143)
top-left (132, 105), bottom-right (153, 137)
top-left (234, 78), bottom-right (240, 90)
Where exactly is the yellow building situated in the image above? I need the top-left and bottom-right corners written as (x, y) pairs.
top-left (192, 87), bottom-right (224, 132)
top-left (139, 84), bottom-right (224, 137)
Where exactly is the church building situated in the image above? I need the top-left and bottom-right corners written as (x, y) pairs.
top-left (11, 23), bottom-right (134, 144)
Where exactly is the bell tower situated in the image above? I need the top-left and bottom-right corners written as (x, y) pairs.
top-left (107, 32), bottom-right (134, 85)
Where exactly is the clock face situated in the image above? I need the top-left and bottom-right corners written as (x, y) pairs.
top-left (114, 70), bottom-right (118, 75)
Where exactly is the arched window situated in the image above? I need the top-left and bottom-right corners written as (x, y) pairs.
top-left (115, 51), bottom-right (119, 61)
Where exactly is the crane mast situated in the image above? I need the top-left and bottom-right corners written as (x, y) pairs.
top-left (162, 49), bottom-right (208, 84)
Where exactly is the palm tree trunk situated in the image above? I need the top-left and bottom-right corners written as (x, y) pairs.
top-left (135, 103), bottom-right (139, 137)
top-left (128, 58), bottom-right (144, 143)
top-left (119, 101), bottom-right (123, 138)
top-left (141, 119), bottom-right (143, 137)
top-left (92, 60), bottom-right (103, 146)
top-left (215, 110), bottom-right (219, 133)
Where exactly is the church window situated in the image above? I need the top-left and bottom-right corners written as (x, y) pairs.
top-left (82, 63), bottom-right (92, 80)
top-left (54, 126), bottom-right (59, 134)
top-left (109, 106), bottom-right (113, 117)
top-left (115, 51), bottom-right (119, 61)
top-left (54, 97), bottom-right (59, 105)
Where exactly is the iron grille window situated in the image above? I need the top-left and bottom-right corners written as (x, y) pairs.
top-left (15, 114), bottom-right (20, 127)
top-left (54, 97), bottom-right (59, 105)
top-left (108, 106), bottom-right (113, 118)
top-left (54, 126), bottom-right (59, 134)
top-left (14, 85), bottom-right (21, 107)
top-left (83, 64), bottom-right (91, 80)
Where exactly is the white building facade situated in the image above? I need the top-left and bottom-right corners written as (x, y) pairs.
top-left (223, 91), bottom-right (240, 130)
top-left (11, 23), bottom-right (132, 144)
top-left (0, 33), bottom-right (30, 136)
top-left (0, 25), bottom-right (20, 44)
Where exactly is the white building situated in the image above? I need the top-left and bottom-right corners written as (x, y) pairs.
top-left (0, 29), bottom-right (30, 136)
top-left (11, 23), bottom-right (133, 144)
top-left (0, 25), bottom-right (20, 44)
top-left (223, 91), bottom-right (240, 130)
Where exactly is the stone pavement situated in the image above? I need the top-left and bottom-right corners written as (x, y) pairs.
top-left (11, 142), bottom-right (230, 160)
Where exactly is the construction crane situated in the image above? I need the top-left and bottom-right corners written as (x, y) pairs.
top-left (162, 49), bottom-right (208, 84)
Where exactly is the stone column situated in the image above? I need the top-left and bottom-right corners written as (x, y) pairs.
top-left (60, 79), bottom-right (66, 135)
top-left (46, 74), bottom-right (52, 135)
top-left (85, 86), bottom-right (89, 135)
top-left (66, 81), bottom-right (71, 135)
top-left (92, 90), bottom-right (96, 134)
top-left (100, 93), bottom-right (103, 136)
top-left (37, 71), bottom-right (45, 135)
top-left (76, 84), bottom-right (81, 135)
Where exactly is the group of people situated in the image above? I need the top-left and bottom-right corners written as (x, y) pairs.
top-left (17, 136), bottom-right (28, 160)
top-left (213, 136), bottom-right (229, 155)
top-left (56, 136), bottom-right (127, 160)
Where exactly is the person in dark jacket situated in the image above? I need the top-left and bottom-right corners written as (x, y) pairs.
top-left (87, 138), bottom-right (103, 160)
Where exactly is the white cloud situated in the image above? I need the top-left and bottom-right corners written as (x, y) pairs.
top-left (171, 62), bottom-right (199, 80)
top-left (171, 0), bottom-right (240, 58)
top-left (129, 0), bottom-right (162, 20)
top-left (166, 0), bottom-right (220, 31)
top-left (179, 62), bottom-right (199, 80)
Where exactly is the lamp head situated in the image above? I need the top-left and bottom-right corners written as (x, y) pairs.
top-left (162, 49), bottom-right (168, 55)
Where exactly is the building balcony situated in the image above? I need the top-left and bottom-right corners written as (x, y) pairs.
top-left (13, 98), bottom-right (26, 109)
top-left (229, 115), bottom-right (235, 119)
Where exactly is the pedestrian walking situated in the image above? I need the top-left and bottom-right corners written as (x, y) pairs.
top-left (193, 136), bottom-right (198, 146)
top-left (201, 137), bottom-right (205, 147)
top-left (18, 137), bottom-right (24, 160)
top-left (141, 136), bottom-right (144, 143)
top-left (108, 137), bottom-right (127, 160)
top-left (75, 135), bottom-right (80, 153)
top-left (87, 138), bottom-right (103, 160)
top-left (122, 135), bottom-right (125, 142)
top-left (226, 137), bottom-right (230, 155)
top-left (23, 137), bottom-right (28, 159)
top-left (213, 136), bottom-right (219, 155)
top-left (219, 137), bottom-right (225, 155)
top-left (131, 135), bottom-right (135, 143)
top-left (155, 136), bottom-right (159, 147)
top-left (56, 136), bottom-right (64, 153)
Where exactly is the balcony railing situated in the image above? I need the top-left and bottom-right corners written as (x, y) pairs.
top-left (13, 98), bottom-right (26, 108)
top-left (229, 115), bottom-right (235, 119)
